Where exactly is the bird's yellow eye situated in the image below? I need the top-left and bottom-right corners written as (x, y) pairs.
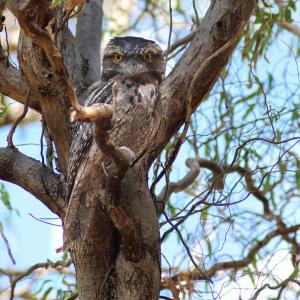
top-left (143, 52), bottom-right (153, 62)
top-left (113, 53), bottom-right (124, 64)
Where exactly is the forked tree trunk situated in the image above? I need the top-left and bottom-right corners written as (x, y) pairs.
top-left (0, 1), bottom-right (256, 299)
top-left (69, 158), bottom-right (161, 299)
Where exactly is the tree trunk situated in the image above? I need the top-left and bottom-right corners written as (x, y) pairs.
top-left (0, 1), bottom-right (256, 299)
top-left (68, 156), bottom-right (160, 299)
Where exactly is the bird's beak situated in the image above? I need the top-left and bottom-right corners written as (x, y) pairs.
top-left (123, 59), bottom-right (145, 75)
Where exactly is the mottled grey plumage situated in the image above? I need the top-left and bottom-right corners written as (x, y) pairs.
top-left (68, 81), bottom-right (113, 186)
top-left (67, 36), bottom-right (164, 198)
top-left (64, 37), bottom-right (164, 248)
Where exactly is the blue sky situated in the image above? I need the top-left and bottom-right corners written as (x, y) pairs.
top-left (0, 123), bottom-right (63, 268)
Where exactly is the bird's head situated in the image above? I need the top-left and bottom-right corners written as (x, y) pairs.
top-left (101, 36), bottom-right (164, 84)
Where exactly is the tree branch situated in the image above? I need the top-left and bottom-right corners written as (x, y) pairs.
top-left (148, 0), bottom-right (256, 165)
top-left (158, 158), bottom-right (200, 202)
top-left (0, 258), bottom-right (73, 300)
top-left (277, 20), bottom-right (300, 38)
top-left (161, 224), bottom-right (300, 286)
top-left (0, 148), bottom-right (67, 218)
top-left (7, 0), bottom-right (89, 174)
top-left (75, 0), bottom-right (103, 90)
top-left (0, 51), bottom-right (41, 111)
top-left (9, 0), bottom-right (82, 113)
top-left (251, 278), bottom-right (300, 300)
top-left (274, 0), bottom-right (300, 38)
top-left (174, 157), bottom-right (300, 263)
top-left (162, 31), bottom-right (195, 57)
top-left (0, 2), bottom-right (41, 111)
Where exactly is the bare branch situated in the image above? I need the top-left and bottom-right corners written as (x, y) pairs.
top-left (162, 32), bottom-right (195, 57)
top-left (148, 0), bottom-right (256, 165)
top-left (274, 0), bottom-right (300, 38)
top-left (161, 224), bottom-right (300, 285)
top-left (197, 158), bottom-right (224, 189)
top-left (0, 223), bottom-right (16, 264)
top-left (162, 210), bottom-right (211, 282)
top-left (194, 158), bottom-right (299, 255)
top-left (158, 158), bottom-right (200, 202)
top-left (75, 0), bottom-right (103, 89)
top-left (277, 20), bottom-right (300, 38)
top-left (0, 148), bottom-right (67, 218)
top-left (161, 156), bottom-right (299, 254)
top-left (0, 258), bottom-right (73, 300)
top-left (197, 158), bottom-right (298, 233)
top-left (251, 278), bottom-right (300, 300)
top-left (0, 3), bottom-right (40, 110)
top-left (0, 54), bottom-right (40, 111)
top-left (7, 0), bottom-right (91, 174)
top-left (6, 87), bottom-right (30, 149)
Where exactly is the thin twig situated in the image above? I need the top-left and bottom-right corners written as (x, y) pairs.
top-left (0, 223), bottom-right (16, 265)
top-left (164, 0), bottom-right (173, 66)
top-left (4, 25), bottom-right (9, 66)
top-left (9, 258), bottom-right (73, 300)
top-left (28, 213), bottom-right (62, 227)
top-left (162, 225), bottom-right (300, 284)
top-left (192, 0), bottom-right (200, 28)
top-left (40, 119), bottom-right (45, 165)
top-left (162, 32), bottom-right (195, 57)
top-left (151, 34), bottom-right (241, 196)
top-left (66, 291), bottom-right (78, 300)
top-left (162, 210), bottom-right (212, 282)
top-left (228, 136), bottom-right (300, 169)
top-left (55, 4), bottom-right (84, 41)
top-left (7, 88), bottom-right (30, 149)
top-left (251, 278), bottom-right (300, 300)
top-left (250, 67), bottom-right (276, 141)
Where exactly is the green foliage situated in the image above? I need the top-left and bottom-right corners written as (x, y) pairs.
top-left (0, 182), bottom-right (11, 210)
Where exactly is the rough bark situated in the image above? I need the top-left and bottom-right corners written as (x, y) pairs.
top-left (0, 27), bottom-right (41, 111)
top-left (0, 0), bottom-right (256, 299)
top-left (70, 160), bottom-right (160, 299)
top-left (0, 148), bottom-right (66, 218)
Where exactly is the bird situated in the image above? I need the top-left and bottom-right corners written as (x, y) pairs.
top-left (64, 36), bottom-right (165, 248)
